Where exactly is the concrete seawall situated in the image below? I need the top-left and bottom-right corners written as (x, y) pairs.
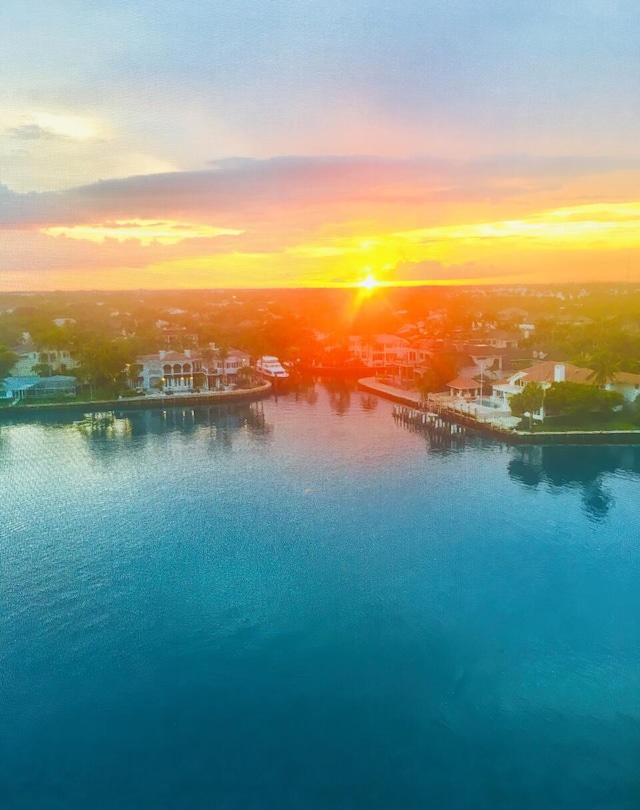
top-left (0, 381), bottom-right (272, 416)
top-left (358, 378), bottom-right (640, 445)
top-left (357, 378), bottom-right (423, 408)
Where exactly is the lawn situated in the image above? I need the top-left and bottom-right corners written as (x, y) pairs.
top-left (521, 413), bottom-right (640, 432)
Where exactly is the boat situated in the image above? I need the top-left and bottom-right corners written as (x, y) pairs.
top-left (255, 356), bottom-right (290, 381)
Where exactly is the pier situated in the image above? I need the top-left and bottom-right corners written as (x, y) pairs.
top-left (358, 377), bottom-right (516, 442)
top-left (392, 404), bottom-right (467, 447)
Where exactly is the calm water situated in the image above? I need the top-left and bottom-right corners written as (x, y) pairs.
top-left (2, 384), bottom-right (640, 809)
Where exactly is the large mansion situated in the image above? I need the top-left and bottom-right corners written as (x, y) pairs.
top-left (135, 347), bottom-right (250, 393)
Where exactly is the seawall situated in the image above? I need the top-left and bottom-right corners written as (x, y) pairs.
top-left (0, 381), bottom-right (272, 416)
top-left (358, 378), bottom-right (640, 445)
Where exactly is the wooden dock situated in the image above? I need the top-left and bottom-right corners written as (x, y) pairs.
top-left (392, 404), bottom-right (467, 447)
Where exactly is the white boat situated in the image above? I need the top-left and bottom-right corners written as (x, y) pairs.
top-left (255, 356), bottom-right (289, 380)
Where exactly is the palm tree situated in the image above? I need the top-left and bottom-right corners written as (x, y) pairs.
top-left (587, 351), bottom-right (621, 389)
top-left (217, 343), bottom-right (230, 386)
top-left (201, 345), bottom-right (216, 390)
top-left (0, 346), bottom-right (17, 379)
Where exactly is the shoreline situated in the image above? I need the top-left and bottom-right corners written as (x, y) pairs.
top-left (358, 378), bottom-right (640, 445)
top-left (0, 381), bottom-right (272, 416)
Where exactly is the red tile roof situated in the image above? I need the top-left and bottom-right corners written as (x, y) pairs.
top-left (517, 361), bottom-right (595, 385)
top-left (447, 376), bottom-right (481, 390)
top-left (613, 371), bottom-right (640, 385)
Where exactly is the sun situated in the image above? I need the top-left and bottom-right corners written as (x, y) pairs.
top-left (359, 272), bottom-right (380, 290)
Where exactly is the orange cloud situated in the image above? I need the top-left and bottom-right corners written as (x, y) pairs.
top-left (4, 156), bottom-right (640, 289)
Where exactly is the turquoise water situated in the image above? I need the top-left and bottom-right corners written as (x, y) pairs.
top-left (2, 386), bottom-right (640, 808)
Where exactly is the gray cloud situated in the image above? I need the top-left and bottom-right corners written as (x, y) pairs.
top-left (6, 124), bottom-right (69, 141)
top-left (3, 153), bottom-right (639, 230)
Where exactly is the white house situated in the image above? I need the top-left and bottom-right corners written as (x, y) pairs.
top-left (136, 349), bottom-right (202, 392)
top-left (9, 338), bottom-right (77, 377)
top-left (491, 361), bottom-right (595, 420)
top-left (135, 346), bottom-right (250, 393)
top-left (605, 372), bottom-right (640, 403)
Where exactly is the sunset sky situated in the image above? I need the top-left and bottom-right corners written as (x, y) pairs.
top-left (2, 1), bottom-right (640, 290)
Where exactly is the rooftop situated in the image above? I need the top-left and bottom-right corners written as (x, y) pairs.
top-left (516, 361), bottom-right (595, 385)
top-left (447, 376), bottom-right (481, 390)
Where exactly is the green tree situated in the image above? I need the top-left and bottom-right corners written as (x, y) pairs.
top-left (509, 382), bottom-right (545, 430)
top-left (32, 325), bottom-right (75, 353)
top-left (200, 344), bottom-right (217, 391)
top-left (31, 361), bottom-right (53, 377)
top-left (544, 381), bottom-right (623, 419)
top-left (75, 338), bottom-right (134, 396)
top-left (217, 343), bottom-right (230, 386)
top-left (416, 368), bottom-right (443, 401)
top-left (236, 365), bottom-right (257, 387)
top-left (416, 352), bottom-right (462, 398)
top-left (0, 346), bottom-right (18, 378)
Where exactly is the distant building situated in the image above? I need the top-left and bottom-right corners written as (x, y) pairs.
top-left (498, 307), bottom-right (530, 321)
top-left (517, 323), bottom-right (535, 339)
top-left (482, 330), bottom-right (520, 349)
top-left (161, 327), bottom-right (199, 349)
top-left (9, 338), bottom-right (77, 377)
top-left (453, 344), bottom-right (505, 380)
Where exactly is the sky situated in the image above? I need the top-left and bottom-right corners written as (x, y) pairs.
top-left (2, 0), bottom-right (640, 290)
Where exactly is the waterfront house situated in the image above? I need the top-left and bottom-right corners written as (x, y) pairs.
top-left (348, 334), bottom-right (410, 370)
top-left (136, 349), bottom-right (203, 392)
top-left (491, 361), bottom-right (596, 420)
top-left (204, 347), bottom-right (251, 389)
top-left (605, 372), bottom-right (640, 403)
top-left (135, 346), bottom-right (250, 393)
